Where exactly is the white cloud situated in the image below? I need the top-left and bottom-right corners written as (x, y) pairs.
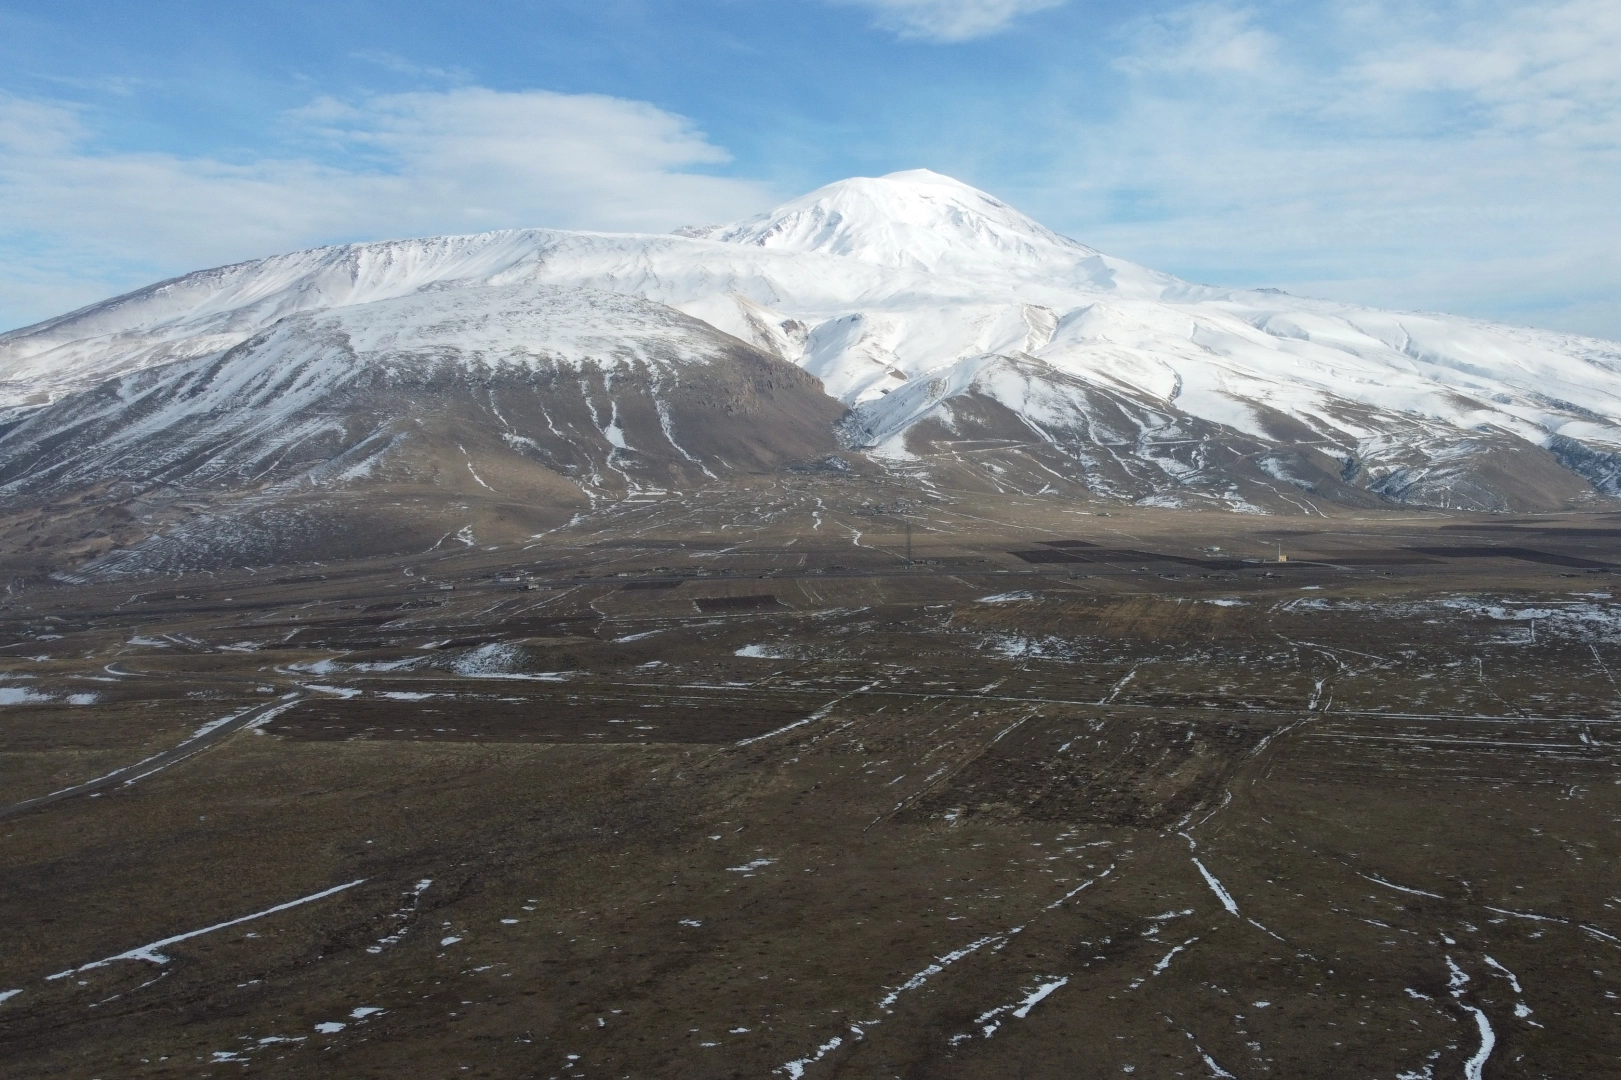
top-left (1033, 0), bottom-right (1621, 339)
top-left (834, 0), bottom-right (1067, 42)
top-left (0, 88), bottom-right (774, 330)
top-left (1115, 4), bottom-right (1278, 76)
top-left (1346, 0), bottom-right (1621, 140)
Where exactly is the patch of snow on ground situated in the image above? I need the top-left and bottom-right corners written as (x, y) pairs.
top-left (49, 878), bottom-right (366, 978)
top-left (452, 643), bottom-right (527, 676)
top-left (780, 1033), bottom-right (847, 1079)
top-left (303, 684), bottom-right (361, 699)
top-left (735, 644), bottom-right (789, 659)
top-left (0, 687), bottom-right (49, 705)
top-left (972, 975), bottom-right (1070, 1038)
top-left (287, 658), bottom-right (340, 675)
top-left (1193, 859), bottom-right (1240, 915)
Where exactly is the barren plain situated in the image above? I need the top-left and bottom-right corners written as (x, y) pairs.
top-left (3, 473), bottom-right (1620, 1079)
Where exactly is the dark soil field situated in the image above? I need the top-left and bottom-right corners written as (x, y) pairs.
top-left (3, 476), bottom-right (1620, 1078)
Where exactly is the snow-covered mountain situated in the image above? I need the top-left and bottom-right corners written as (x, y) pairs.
top-left (3, 168), bottom-right (1620, 536)
top-left (1, 286), bottom-right (837, 495)
top-left (0, 285), bottom-right (841, 570)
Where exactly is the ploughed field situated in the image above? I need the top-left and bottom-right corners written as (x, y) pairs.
top-left (2, 480), bottom-right (1620, 1079)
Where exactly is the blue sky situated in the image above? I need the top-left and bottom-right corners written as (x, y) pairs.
top-left (1, 0), bottom-right (1617, 338)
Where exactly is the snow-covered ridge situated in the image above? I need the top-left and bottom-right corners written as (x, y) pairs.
top-left (4, 168), bottom-right (1621, 508)
top-left (0, 284), bottom-right (838, 509)
top-left (270, 285), bottom-right (733, 372)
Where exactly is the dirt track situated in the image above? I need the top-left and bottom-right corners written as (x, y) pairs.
top-left (0, 696), bottom-right (298, 821)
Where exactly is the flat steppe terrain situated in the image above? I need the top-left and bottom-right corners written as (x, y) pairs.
top-left (3, 476), bottom-right (1619, 1078)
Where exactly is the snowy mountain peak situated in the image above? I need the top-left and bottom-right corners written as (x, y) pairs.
top-left (689, 169), bottom-right (1095, 277)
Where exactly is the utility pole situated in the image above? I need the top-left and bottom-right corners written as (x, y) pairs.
top-left (905, 520), bottom-right (913, 565)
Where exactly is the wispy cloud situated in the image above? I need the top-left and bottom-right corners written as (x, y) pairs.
top-left (1033, 0), bottom-right (1621, 338)
top-left (833, 0), bottom-right (1067, 42)
top-left (349, 50), bottom-right (473, 84)
top-left (1345, 0), bottom-right (1621, 140)
top-left (1114, 4), bottom-right (1278, 76)
top-left (0, 88), bottom-right (774, 329)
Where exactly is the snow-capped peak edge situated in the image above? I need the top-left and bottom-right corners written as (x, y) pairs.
top-left (683, 169), bottom-right (1096, 276)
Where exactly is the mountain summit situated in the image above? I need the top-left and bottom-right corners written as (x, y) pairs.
top-left (1, 170), bottom-right (1619, 570)
top-left (687, 169), bottom-right (1097, 279)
